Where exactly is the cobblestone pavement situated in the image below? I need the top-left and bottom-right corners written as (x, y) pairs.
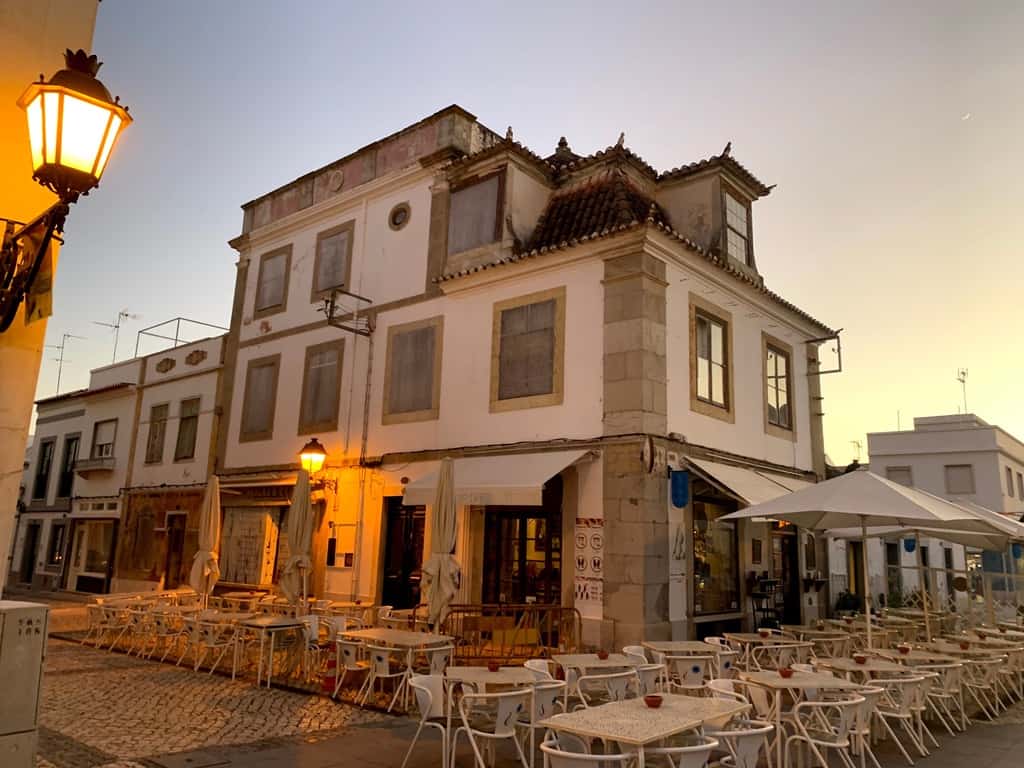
top-left (36, 638), bottom-right (385, 767)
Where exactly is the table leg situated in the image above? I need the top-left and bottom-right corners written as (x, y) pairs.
top-left (775, 689), bottom-right (783, 768)
top-left (256, 631), bottom-right (266, 686)
top-left (267, 631), bottom-right (277, 688)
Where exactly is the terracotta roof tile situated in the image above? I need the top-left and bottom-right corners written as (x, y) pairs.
top-left (659, 149), bottom-right (772, 197)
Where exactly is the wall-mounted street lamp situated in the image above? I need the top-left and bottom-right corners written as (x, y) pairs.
top-left (1, 49), bottom-right (132, 333)
top-left (298, 436), bottom-right (339, 493)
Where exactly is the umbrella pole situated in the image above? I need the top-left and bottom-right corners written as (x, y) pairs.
top-left (862, 517), bottom-right (873, 650)
top-left (915, 531), bottom-right (931, 642)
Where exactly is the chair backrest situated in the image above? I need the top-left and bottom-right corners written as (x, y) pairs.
top-left (366, 644), bottom-right (400, 675)
top-left (577, 669), bottom-right (637, 706)
top-left (918, 663), bottom-right (963, 695)
top-left (704, 636), bottom-right (728, 648)
top-left (876, 676), bottom-right (924, 716)
top-left (635, 663), bottom-right (664, 695)
top-left (852, 686), bottom-right (884, 733)
top-left (707, 678), bottom-right (747, 704)
top-left (524, 658), bottom-right (554, 680)
top-left (792, 696), bottom-right (862, 745)
top-left (338, 640), bottom-right (364, 670)
top-left (426, 644), bottom-right (453, 674)
top-left (791, 663), bottom-right (815, 674)
top-left (670, 655), bottom-right (714, 688)
top-left (540, 739), bottom-right (634, 767)
top-left (532, 680), bottom-right (568, 721)
top-left (704, 720), bottom-right (774, 768)
top-left (409, 673), bottom-right (445, 720)
top-left (716, 650), bottom-right (739, 678)
top-left (622, 645), bottom-right (648, 664)
top-left (376, 606), bottom-right (394, 624)
top-left (646, 735), bottom-right (719, 768)
top-left (459, 688), bottom-right (530, 737)
top-left (300, 615), bottom-right (319, 645)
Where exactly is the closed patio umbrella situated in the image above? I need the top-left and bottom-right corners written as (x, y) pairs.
top-left (721, 470), bottom-right (991, 648)
top-left (189, 475), bottom-right (222, 607)
top-left (280, 469), bottom-right (315, 608)
top-left (421, 457), bottom-right (461, 628)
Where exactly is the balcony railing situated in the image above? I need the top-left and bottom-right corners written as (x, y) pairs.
top-left (74, 456), bottom-right (115, 475)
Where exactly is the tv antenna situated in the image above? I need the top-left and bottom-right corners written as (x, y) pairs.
top-left (956, 368), bottom-right (968, 414)
top-left (93, 309), bottom-right (139, 363)
top-left (45, 332), bottom-right (86, 394)
top-left (849, 440), bottom-right (863, 462)
top-left (320, 287), bottom-right (374, 337)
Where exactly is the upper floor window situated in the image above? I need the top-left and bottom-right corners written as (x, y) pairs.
top-left (312, 221), bottom-right (354, 297)
top-left (490, 287), bottom-right (566, 412)
top-left (33, 439), bottom-right (55, 500)
top-left (944, 464), bottom-right (975, 495)
top-left (724, 191), bottom-right (751, 265)
top-left (174, 398), bottom-right (201, 461)
top-left (1018, 472), bottom-right (1023, 500)
top-left (885, 466), bottom-right (913, 487)
top-left (57, 435), bottom-right (79, 498)
top-left (254, 246), bottom-right (291, 317)
top-left (689, 295), bottom-right (734, 423)
top-left (91, 420), bottom-right (117, 459)
top-left (298, 342), bottom-right (344, 434)
top-left (448, 172), bottom-right (503, 255)
top-left (145, 404), bottom-right (168, 464)
top-left (240, 355), bottom-right (281, 442)
top-left (1008, 466), bottom-right (1015, 497)
top-left (383, 317), bottom-right (443, 424)
top-left (765, 344), bottom-right (792, 430)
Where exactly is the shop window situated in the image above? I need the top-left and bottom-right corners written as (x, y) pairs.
top-left (692, 499), bottom-right (739, 615)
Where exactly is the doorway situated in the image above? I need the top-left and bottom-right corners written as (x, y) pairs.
top-left (21, 522), bottom-right (41, 584)
top-left (482, 476), bottom-right (562, 605)
top-left (381, 498), bottom-right (425, 610)
top-left (164, 512), bottom-right (187, 589)
top-left (771, 530), bottom-right (801, 624)
top-left (65, 519), bottom-right (116, 593)
top-left (847, 541), bottom-right (865, 607)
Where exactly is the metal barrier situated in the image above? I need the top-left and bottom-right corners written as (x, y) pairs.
top-left (439, 603), bottom-right (582, 665)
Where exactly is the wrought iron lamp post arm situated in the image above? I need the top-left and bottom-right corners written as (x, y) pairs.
top-left (0, 201), bottom-right (69, 333)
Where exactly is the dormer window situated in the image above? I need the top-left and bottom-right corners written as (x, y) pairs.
top-left (723, 190), bottom-right (751, 265)
top-left (448, 170), bottom-right (503, 255)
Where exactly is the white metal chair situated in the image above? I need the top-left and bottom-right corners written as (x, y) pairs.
top-left (421, 643), bottom-right (454, 675)
top-left (194, 621), bottom-right (237, 676)
top-left (646, 733), bottom-right (719, 768)
top-left (146, 611), bottom-right (187, 662)
top-left (784, 695), bottom-right (862, 768)
top-left (667, 655), bottom-right (714, 695)
top-left (453, 688), bottom-right (530, 768)
top-left (873, 676), bottom-right (928, 765)
top-left (622, 645), bottom-right (648, 664)
top-left (962, 657), bottom-right (1002, 720)
top-left (360, 644), bottom-right (410, 711)
top-left (332, 639), bottom-right (370, 698)
top-left (849, 686), bottom-right (884, 768)
top-left (539, 738), bottom-right (635, 767)
top-left (705, 719), bottom-right (774, 768)
top-left (635, 663), bottom-right (665, 695)
top-left (575, 669), bottom-right (636, 709)
top-left (517, 679), bottom-right (567, 767)
top-left (716, 649), bottom-right (740, 679)
top-left (402, 674), bottom-right (448, 768)
top-left (916, 663), bottom-right (966, 733)
top-left (524, 658), bottom-right (555, 681)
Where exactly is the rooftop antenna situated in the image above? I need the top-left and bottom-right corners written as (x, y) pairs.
top-left (849, 440), bottom-right (863, 462)
top-left (956, 368), bottom-right (968, 414)
top-left (45, 332), bottom-right (86, 394)
top-left (93, 309), bottom-right (139, 363)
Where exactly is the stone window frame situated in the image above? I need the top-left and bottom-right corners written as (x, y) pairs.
top-left (90, 419), bottom-right (118, 459)
top-left (885, 466), bottom-right (914, 487)
top-left (239, 354), bottom-right (282, 443)
top-left (310, 220), bottom-right (356, 302)
top-left (447, 167), bottom-right (506, 257)
top-left (721, 180), bottom-right (754, 267)
top-left (173, 396), bottom-right (202, 463)
top-left (144, 402), bottom-right (170, 465)
top-left (297, 339), bottom-right (346, 436)
top-left (489, 285), bottom-right (566, 414)
top-left (253, 245), bottom-right (292, 319)
top-left (688, 293), bottom-right (735, 424)
top-left (761, 331), bottom-right (796, 442)
top-left (943, 463), bottom-right (975, 495)
top-left (381, 315), bottom-right (444, 425)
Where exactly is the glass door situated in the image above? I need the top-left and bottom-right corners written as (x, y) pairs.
top-left (381, 498), bottom-right (425, 609)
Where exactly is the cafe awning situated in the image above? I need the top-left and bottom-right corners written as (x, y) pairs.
top-left (687, 457), bottom-right (813, 506)
top-left (402, 449), bottom-right (592, 506)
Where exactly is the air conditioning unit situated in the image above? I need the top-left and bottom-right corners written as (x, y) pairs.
top-left (0, 601), bottom-right (48, 768)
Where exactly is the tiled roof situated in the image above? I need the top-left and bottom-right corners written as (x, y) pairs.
top-left (659, 146), bottom-right (773, 197)
top-left (35, 382), bottom-right (133, 407)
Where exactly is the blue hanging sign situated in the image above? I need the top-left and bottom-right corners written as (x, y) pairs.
top-left (671, 470), bottom-right (689, 509)
top-left (903, 538), bottom-right (916, 554)
top-left (1012, 542), bottom-right (1023, 560)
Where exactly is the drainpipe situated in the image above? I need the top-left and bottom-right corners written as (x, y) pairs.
top-left (350, 202), bottom-right (374, 601)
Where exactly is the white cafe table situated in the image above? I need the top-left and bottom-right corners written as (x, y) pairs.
top-left (538, 694), bottom-right (747, 768)
top-left (240, 615), bottom-right (305, 688)
top-left (740, 669), bottom-right (864, 768)
top-left (341, 627), bottom-right (452, 710)
top-left (815, 656), bottom-right (909, 680)
top-left (642, 640), bottom-right (719, 655)
top-left (723, 633), bottom-right (800, 668)
top-left (551, 653), bottom-right (637, 671)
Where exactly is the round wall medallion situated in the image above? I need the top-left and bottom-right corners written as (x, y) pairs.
top-left (328, 169), bottom-right (344, 192)
top-left (388, 202), bottom-right (411, 231)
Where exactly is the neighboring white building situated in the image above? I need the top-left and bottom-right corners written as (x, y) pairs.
top-left (828, 414), bottom-right (1024, 610)
top-left (216, 106), bottom-right (839, 645)
top-left (7, 334), bottom-right (224, 595)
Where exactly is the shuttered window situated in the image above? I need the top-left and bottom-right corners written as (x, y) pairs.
top-left (145, 404), bottom-right (168, 464)
top-left (91, 420), bottom-right (117, 459)
top-left (313, 223), bottom-right (354, 296)
top-left (490, 287), bottom-right (565, 412)
top-left (33, 439), bottom-right (55, 500)
top-left (240, 355), bottom-right (280, 441)
top-left (448, 173), bottom-right (502, 255)
top-left (299, 342), bottom-right (343, 433)
top-left (255, 247), bottom-right (290, 314)
top-left (383, 318), bottom-right (443, 423)
top-left (174, 398), bottom-right (200, 461)
top-left (724, 191), bottom-right (750, 265)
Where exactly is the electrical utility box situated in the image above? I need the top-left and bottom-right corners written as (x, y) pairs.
top-left (0, 601), bottom-right (49, 768)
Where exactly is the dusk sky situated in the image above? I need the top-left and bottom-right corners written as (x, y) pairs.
top-left (37, 1), bottom-right (1023, 465)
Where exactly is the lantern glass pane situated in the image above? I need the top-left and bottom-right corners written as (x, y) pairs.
top-left (94, 113), bottom-right (122, 178)
top-left (59, 94), bottom-right (114, 174)
top-left (43, 91), bottom-right (59, 164)
top-left (26, 95), bottom-right (44, 170)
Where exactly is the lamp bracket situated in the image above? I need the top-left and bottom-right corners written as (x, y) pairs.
top-left (0, 201), bottom-right (69, 334)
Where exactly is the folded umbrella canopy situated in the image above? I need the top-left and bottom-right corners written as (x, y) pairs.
top-left (421, 457), bottom-right (461, 628)
top-left (280, 470), bottom-right (314, 607)
top-left (720, 470), bottom-right (995, 648)
top-left (189, 475), bottom-right (222, 607)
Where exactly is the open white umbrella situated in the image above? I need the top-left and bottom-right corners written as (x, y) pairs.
top-left (421, 457), bottom-right (461, 628)
top-left (721, 470), bottom-right (992, 648)
top-left (189, 475), bottom-right (222, 607)
top-left (280, 470), bottom-right (315, 608)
